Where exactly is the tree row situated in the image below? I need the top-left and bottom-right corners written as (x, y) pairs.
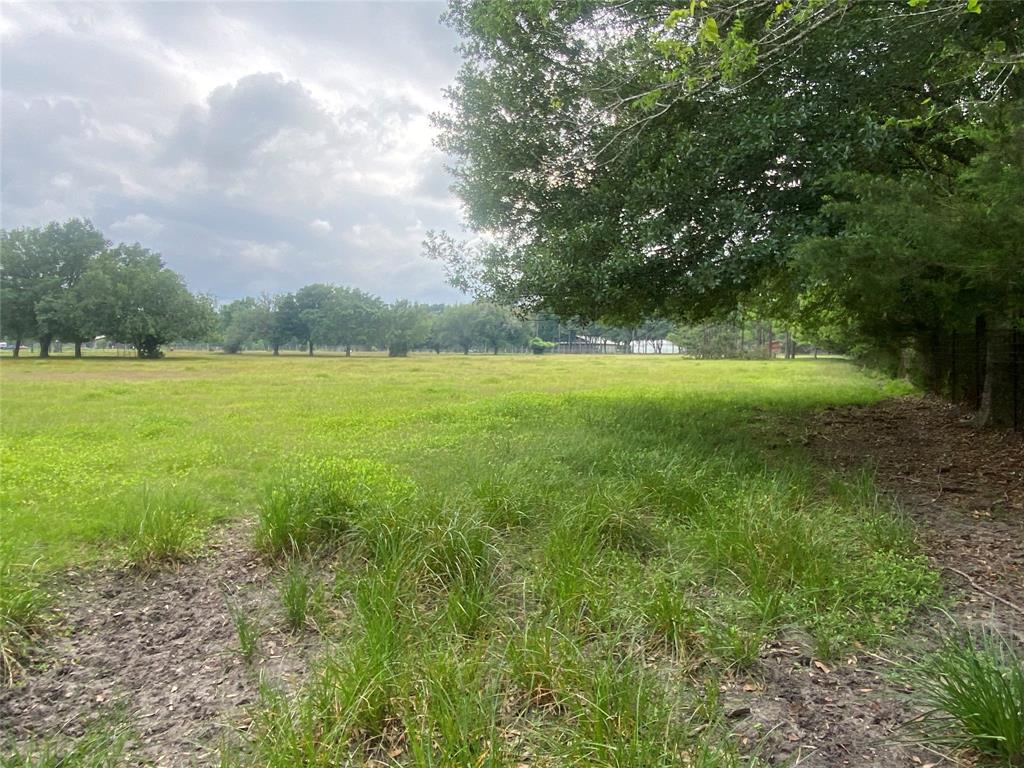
top-left (0, 220), bottom-right (215, 358)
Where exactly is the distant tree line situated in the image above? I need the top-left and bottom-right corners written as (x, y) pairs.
top-left (1, 219), bottom-right (817, 361)
top-left (217, 289), bottom-right (533, 357)
top-left (0, 220), bottom-right (216, 358)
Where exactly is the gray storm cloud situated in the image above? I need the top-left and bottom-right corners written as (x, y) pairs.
top-left (0, 1), bottom-right (466, 303)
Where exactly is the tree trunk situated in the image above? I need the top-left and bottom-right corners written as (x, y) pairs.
top-left (493, 344), bottom-right (498, 355)
top-left (272, 344), bottom-right (280, 356)
top-left (12, 337), bottom-right (21, 358)
top-left (345, 345), bottom-right (351, 357)
top-left (39, 335), bottom-right (51, 358)
top-left (967, 316), bottom-right (986, 408)
top-left (308, 340), bottom-right (314, 356)
top-left (74, 341), bottom-right (83, 358)
top-left (976, 316), bottom-right (1014, 428)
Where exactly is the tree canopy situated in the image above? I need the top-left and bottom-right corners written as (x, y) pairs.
top-left (429, 0), bottom-right (1023, 423)
top-left (0, 220), bottom-right (214, 358)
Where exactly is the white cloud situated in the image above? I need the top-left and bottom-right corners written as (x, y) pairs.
top-left (110, 213), bottom-right (164, 240)
top-left (1, 2), bottom-right (467, 302)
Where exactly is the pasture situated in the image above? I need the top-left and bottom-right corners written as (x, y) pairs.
top-left (1, 355), bottom-right (958, 765)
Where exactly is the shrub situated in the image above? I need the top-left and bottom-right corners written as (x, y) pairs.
top-left (529, 337), bottom-right (556, 355)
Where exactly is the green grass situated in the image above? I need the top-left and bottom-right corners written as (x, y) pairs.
top-left (280, 560), bottom-right (326, 632)
top-left (2, 720), bottom-right (129, 767)
top-left (116, 486), bottom-right (202, 566)
top-left (910, 629), bottom-right (1024, 764)
top-left (230, 603), bottom-right (260, 664)
top-left (0, 553), bottom-right (49, 684)
top-left (2, 353), bottom-right (939, 761)
top-left (0, 354), bottom-right (905, 570)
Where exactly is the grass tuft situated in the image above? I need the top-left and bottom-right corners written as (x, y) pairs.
top-left (909, 629), bottom-right (1024, 763)
top-left (230, 604), bottom-right (260, 664)
top-left (256, 458), bottom-right (412, 559)
top-left (0, 554), bottom-right (49, 684)
top-left (280, 561), bottom-right (324, 632)
top-left (117, 486), bottom-right (201, 567)
top-left (2, 721), bottom-right (129, 767)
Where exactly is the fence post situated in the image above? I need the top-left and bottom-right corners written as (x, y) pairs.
top-left (974, 316), bottom-right (986, 410)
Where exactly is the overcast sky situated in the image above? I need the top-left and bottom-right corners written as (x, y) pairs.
top-left (1, 1), bottom-right (468, 303)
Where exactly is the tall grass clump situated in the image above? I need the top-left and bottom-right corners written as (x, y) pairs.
top-left (0, 554), bottom-right (49, 684)
top-left (2, 722), bottom-right (129, 767)
top-left (280, 561), bottom-right (324, 632)
top-left (250, 567), bottom-right (414, 764)
top-left (533, 509), bottom-right (613, 630)
top-left (256, 458), bottom-right (413, 559)
top-left (909, 630), bottom-right (1024, 764)
top-left (403, 648), bottom-right (507, 766)
top-left (117, 486), bottom-right (201, 567)
top-left (427, 511), bottom-right (500, 636)
top-left (505, 620), bottom-right (584, 710)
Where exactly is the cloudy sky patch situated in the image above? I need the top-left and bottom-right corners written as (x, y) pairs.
top-left (1, 1), bottom-right (465, 302)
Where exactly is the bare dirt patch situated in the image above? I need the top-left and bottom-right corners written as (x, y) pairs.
top-left (0, 522), bottom-right (317, 767)
top-left (809, 395), bottom-right (1024, 636)
top-left (723, 395), bottom-right (1023, 767)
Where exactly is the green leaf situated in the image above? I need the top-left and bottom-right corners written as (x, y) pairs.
top-left (698, 17), bottom-right (719, 45)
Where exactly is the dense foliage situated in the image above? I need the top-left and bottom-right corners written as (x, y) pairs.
top-left (430, 0), bottom-right (1024, 423)
top-left (0, 220), bottom-right (215, 358)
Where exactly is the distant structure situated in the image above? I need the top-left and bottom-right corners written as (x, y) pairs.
top-left (553, 336), bottom-right (681, 354)
top-left (629, 339), bottom-right (681, 354)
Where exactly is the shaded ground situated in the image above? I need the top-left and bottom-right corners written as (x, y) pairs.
top-left (0, 522), bottom-right (316, 766)
top-left (723, 394), bottom-right (1023, 766)
top-left (809, 395), bottom-right (1024, 635)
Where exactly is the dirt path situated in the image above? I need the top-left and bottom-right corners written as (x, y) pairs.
top-left (0, 522), bottom-right (314, 766)
top-left (725, 395), bottom-right (1023, 767)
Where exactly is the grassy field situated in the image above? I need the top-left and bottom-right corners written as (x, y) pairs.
top-left (2, 354), bottom-right (950, 764)
top-left (0, 353), bottom-right (905, 568)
